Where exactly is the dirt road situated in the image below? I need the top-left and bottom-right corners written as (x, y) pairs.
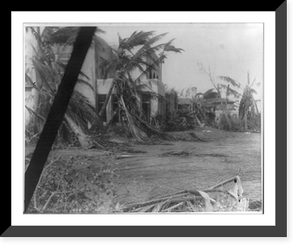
top-left (113, 127), bottom-right (262, 205)
top-left (25, 127), bottom-right (262, 213)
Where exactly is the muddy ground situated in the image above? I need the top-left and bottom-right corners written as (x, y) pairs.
top-left (26, 127), bottom-right (262, 210)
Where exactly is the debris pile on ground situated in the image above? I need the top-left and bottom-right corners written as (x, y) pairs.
top-left (168, 131), bottom-right (208, 142)
top-left (115, 175), bottom-right (262, 213)
top-left (160, 149), bottom-right (195, 157)
top-left (160, 149), bottom-right (228, 158)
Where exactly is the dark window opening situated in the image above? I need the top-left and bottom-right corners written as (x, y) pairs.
top-left (111, 94), bottom-right (119, 123)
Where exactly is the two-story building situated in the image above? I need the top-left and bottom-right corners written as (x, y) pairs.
top-left (25, 27), bottom-right (166, 128)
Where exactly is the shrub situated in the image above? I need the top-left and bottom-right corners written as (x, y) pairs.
top-left (218, 114), bottom-right (244, 132)
top-left (247, 113), bottom-right (261, 131)
top-left (163, 109), bottom-right (196, 132)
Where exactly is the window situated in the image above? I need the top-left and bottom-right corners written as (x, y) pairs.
top-left (111, 94), bottom-right (119, 123)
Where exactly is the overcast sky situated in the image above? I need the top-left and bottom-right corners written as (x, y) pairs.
top-left (98, 23), bottom-right (263, 100)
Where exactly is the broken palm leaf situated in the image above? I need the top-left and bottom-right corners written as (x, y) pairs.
top-left (118, 174), bottom-right (256, 213)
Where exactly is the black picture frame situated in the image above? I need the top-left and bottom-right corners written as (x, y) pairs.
top-left (5, 4), bottom-right (287, 237)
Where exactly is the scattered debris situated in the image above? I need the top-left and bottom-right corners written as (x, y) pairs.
top-left (248, 200), bottom-right (262, 211)
top-left (160, 150), bottom-right (227, 158)
top-left (124, 148), bottom-right (147, 154)
top-left (161, 149), bottom-right (194, 157)
top-left (116, 175), bottom-right (260, 213)
top-left (109, 139), bottom-right (126, 144)
top-left (116, 155), bottom-right (138, 159)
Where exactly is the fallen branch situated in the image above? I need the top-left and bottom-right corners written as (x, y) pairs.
top-left (207, 175), bottom-right (239, 190)
top-left (120, 189), bottom-right (208, 212)
top-left (119, 174), bottom-right (244, 213)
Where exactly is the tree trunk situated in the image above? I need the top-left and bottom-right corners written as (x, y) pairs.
top-left (98, 81), bottom-right (115, 120)
top-left (119, 95), bottom-right (148, 142)
top-left (64, 114), bottom-right (91, 149)
top-left (244, 109), bottom-right (248, 131)
top-left (194, 112), bottom-right (204, 128)
top-left (223, 108), bottom-right (232, 130)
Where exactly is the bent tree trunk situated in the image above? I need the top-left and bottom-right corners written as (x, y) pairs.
top-left (98, 81), bottom-right (115, 120)
top-left (119, 95), bottom-right (148, 142)
top-left (223, 110), bottom-right (232, 130)
top-left (64, 114), bottom-right (91, 149)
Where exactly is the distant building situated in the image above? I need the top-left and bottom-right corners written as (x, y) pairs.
top-left (177, 97), bottom-right (193, 111)
top-left (200, 98), bottom-right (239, 120)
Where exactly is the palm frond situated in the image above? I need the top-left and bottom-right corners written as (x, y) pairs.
top-left (47, 27), bottom-right (79, 45)
top-left (163, 40), bottom-right (184, 53)
top-left (249, 88), bottom-right (257, 95)
top-left (144, 32), bottom-right (168, 47)
top-left (68, 90), bottom-right (101, 128)
top-left (25, 72), bottom-right (35, 86)
top-left (25, 105), bottom-right (46, 122)
top-left (78, 71), bottom-right (90, 80)
top-left (32, 58), bottom-right (56, 93)
top-left (95, 28), bottom-right (106, 34)
top-left (227, 87), bottom-right (242, 98)
top-left (219, 75), bottom-right (241, 88)
top-left (120, 30), bottom-right (155, 51)
top-left (76, 78), bottom-right (94, 91)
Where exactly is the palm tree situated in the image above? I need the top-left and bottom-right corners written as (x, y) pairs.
top-left (97, 30), bottom-right (183, 141)
top-left (198, 64), bottom-right (233, 130)
top-left (219, 72), bottom-right (260, 130)
top-left (25, 27), bottom-right (102, 148)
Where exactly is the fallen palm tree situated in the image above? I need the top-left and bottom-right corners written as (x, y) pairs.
top-left (116, 175), bottom-right (261, 213)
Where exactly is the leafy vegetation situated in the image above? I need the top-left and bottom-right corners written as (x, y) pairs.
top-left (25, 27), bottom-right (102, 148)
top-left (97, 30), bottom-right (183, 141)
top-left (24, 26), bottom-right (262, 214)
top-left (219, 72), bottom-right (261, 131)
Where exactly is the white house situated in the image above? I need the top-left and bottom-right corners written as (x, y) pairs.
top-left (25, 27), bottom-right (166, 128)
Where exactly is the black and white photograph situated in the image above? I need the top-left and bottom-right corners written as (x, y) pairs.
top-left (24, 23), bottom-right (263, 214)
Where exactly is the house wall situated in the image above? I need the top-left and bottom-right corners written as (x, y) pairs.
top-left (140, 79), bottom-right (165, 117)
top-left (96, 78), bottom-right (166, 123)
top-left (75, 46), bottom-right (96, 106)
top-left (55, 44), bottom-right (96, 107)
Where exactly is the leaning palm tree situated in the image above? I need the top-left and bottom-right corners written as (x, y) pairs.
top-left (219, 72), bottom-right (260, 130)
top-left (97, 30), bottom-right (183, 141)
top-left (25, 27), bottom-right (102, 148)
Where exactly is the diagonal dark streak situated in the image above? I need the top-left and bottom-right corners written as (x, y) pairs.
top-left (24, 27), bottom-right (96, 212)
